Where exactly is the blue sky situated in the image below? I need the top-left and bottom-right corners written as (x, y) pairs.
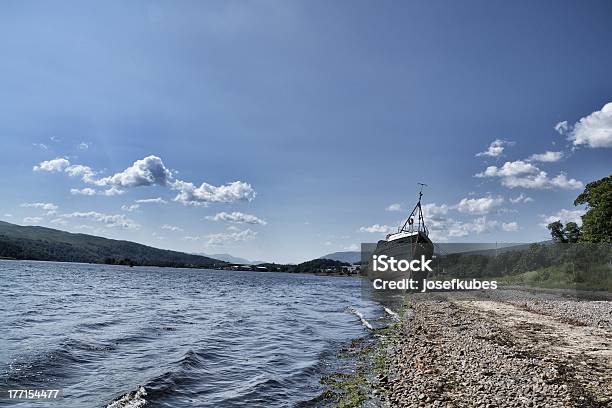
top-left (1, 1), bottom-right (611, 263)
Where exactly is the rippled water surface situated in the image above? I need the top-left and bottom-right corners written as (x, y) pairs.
top-left (0, 261), bottom-right (386, 407)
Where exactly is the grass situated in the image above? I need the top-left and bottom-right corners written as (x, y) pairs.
top-left (498, 264), bottom-right (612, 292)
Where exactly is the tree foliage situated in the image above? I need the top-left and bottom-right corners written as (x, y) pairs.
top-left (574, 175), bottom-right (612, 243)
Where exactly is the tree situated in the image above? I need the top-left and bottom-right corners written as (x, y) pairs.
top-left (547, 221), bottom-right (567, 243)
top-left (564, 222), bottom-right (582, 243)
top-left (547, 221), bottom-right (582, 244)
top-left (574, 175), bottom-right (612, 243)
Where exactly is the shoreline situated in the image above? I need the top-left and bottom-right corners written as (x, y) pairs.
top-left (323, 288), bottom-right (612, 407)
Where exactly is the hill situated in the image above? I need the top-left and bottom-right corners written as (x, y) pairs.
top-left (200, 253), bottom-right (268, 265)
top-left (0, 221), bottom-right (225, 268)
top-left (319, 251), bottom-right (361, 264)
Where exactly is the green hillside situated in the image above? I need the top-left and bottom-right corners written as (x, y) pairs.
top-left (0, 221), bottom-right (225, 268)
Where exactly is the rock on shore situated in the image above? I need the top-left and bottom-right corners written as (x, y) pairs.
top-left (371, 290), bottom-right (611, 407)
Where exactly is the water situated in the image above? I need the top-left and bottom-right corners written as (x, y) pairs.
top-left (0, 261), bottom-right (389, 407)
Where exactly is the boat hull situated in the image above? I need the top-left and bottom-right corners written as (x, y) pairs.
top-left (364, 231), bottom-right (434, 290)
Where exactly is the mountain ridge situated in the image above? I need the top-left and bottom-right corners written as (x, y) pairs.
top-left (0, 221), bottom-right (225, 268)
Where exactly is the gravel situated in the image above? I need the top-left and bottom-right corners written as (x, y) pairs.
top-left (369, 290), bottom-right (612, 407)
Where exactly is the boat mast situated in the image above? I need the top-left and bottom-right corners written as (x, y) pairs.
top-left (399, 183), bottom-right (428, 234)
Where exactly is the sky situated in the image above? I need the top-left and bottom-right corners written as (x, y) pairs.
top-left (0, 0), bottom-right (611, 263)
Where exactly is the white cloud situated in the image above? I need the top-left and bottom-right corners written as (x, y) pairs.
top-left (33, 155), bottom-right (257, 204)
top-left (502, 222), bottom-right (519, 232)
top-left (96, 155), bottom-right (173, 188)
top-left (344, 244), bottom-right (359, 251)
top-left (427, 215), bottom-right (502, 240)
top-left (172, 180), bottom-right (256, 205)
top-left (205, 229), bottom-right (257, 245)
top-left (59, 211), bottom-right (139, 229)
top-left (65, 165), bottom-right (97, 183)
top-left (101, 187), bottom-right (125, 196)
top-left (33, 158), bottom-right (70, 172)
top-left (161, 224), bottom-right (183, 232)
top-left (184, 235), bottom-right (201, 241)
top-left (385, 203), bottom-right (402, 212)
top-left (455, 196), bottom-right (503, 215)
top-left (527, 151), bottom-right (563, 162)
top-left (359, 224), bottom-right (394, 233)
top-left (476, 139), bottom-right (513, 158)
top-left (421, 203), bottom-right (449, 217)
top-left (568, 102), bottom-right (612, 148)
top-left (135, 197), bottom-right (168, 204)
top-left (49, 218), bottom-right (68, 226)
top-left (324, 241), bottom-right (332, 246)
top-left (32, 143), bottom-right (48, 150)
top-left (23, 216), bottom-right (43, 224)
top-left (509, 193), bottom-right (533, 204)
top-left (20, 202), bottom-right (58, 215)
top-left (476, 160), bottom-right (583, 190)
top-left (540, 208), bottom-right (585, 227)
top-left (206, 211), bottom-right (267, 225)
top-left (3, 214), bottom-right (13, 217)
top-left (476, 160), bottom-right (539, 178)
top-left (554, 120), bottom-right (569, 135)
top-left (70, 188), bottom-right (96, 196)
top-left (78, 142), bottom-right (91, 150)
top-left (121, 204), bottom-right (140, 212)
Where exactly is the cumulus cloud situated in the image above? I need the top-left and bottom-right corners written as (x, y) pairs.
top-left (527, 151), bottom-right (563, 162)
top-left (23, 216), bottom-right (43, 224)
top-left (96, 155), bottom-right (173, 188)
top-left (33, 158), bottom-right (70, 172)
top-left (20, 202), bottom-right (58, 215)
top-left (385, 203), bottom-right (403, 212)
top-left (475, 139), bottom-right (513, 158)
top-left (502, 222), bottom-right (519, 232)
top-left (78, 142), bottom-right (91, 150)
top-left (59, 211), bottom-right (139, 229)
top-left (455, 196), bottom-right (503, 215)
top-left (568, 102), bottom-right (612, 148)
top-left (65, 164), bottom-right (97, 183)
top-left (540, 209), bottom-right (585, 227)
top-left (359, 224), bottom-right (394, 233)
top-left (509, 193), bottom-right (533, 204)
top-left (205, 211), bottom-right (267, 225)
top-left (70, 188), bottom-right (96, 196)
top-left (100, 187), bottom-right (125, 196)
top-left (172, 180), bottom-right (256, 206)
top-left (135, 197), bottom-right (168, 204)
top-left (477, 160), bottom-right (539, 178)
top-left (121, 204), bottom-right (140, 212)
top-left (33, 155), bottom-right (257, 205)
top-left (161, 224), bottom-right (183, 232)
top-left (476, 160), bottom-right (583, 190)
top-left (205, 229), bottom-right (257, 245)
top-left (421, 203), bottom-right (449, 217)
top-left (554, 121), bottom-right (569, 135)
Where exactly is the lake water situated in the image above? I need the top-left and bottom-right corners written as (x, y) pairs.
top-left (0, 261), bottom-right (390, 407)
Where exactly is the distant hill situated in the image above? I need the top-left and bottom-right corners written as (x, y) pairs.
top-left (197, 253), bottom-right (267, 265)
top-left (0, 221), bottom-right (226, 268)
top-left (319, 251), bottom-right (361, 264)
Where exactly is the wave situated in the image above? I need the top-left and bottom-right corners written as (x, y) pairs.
top-left (346, 306), bottom-right (373, 330)
top-left (383, 306), bottom-right (400, 321)
top-left (107, 386), bottom-right (147, 408)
